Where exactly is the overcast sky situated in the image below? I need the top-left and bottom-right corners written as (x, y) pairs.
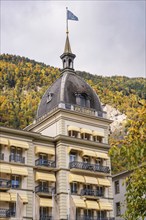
top-left (1, 0), bottom-right (145, 78)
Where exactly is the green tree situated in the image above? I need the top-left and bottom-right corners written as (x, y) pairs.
top-left (110, 102), bottom-right (146, 219)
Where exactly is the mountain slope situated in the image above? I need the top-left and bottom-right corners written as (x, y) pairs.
top-left (0, 54), bottom-right (145, 129)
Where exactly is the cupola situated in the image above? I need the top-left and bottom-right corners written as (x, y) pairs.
top-left (60, 34), bottom-right (76, 71)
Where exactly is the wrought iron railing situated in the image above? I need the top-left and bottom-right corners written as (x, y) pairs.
top-left (0, 153), bottom-right (4, 160)
top-left (80, 189), bottom-right (104, 197)
top-left (35, 185), bottom-right (54, 195)
top-left (9, 154), bottom-right (25, 163)
top-left (76, 216), bottom-right (115, 220)
top-left (35, 159), bottom-right (56, 168)
top-left (0, 179), bottom-right (11, 188)
top-left (0, 209), bottom-right (15, 218)
top-left (40, 215), bottom-right (52, 220)
top-left (69, 161), bottom-right (110, 173)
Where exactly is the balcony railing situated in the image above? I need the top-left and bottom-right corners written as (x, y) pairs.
top-left (0, 179), bottom-right (11, 189)
top-left (40, 215), bottom-right (52, 220)
top-left (9, 154), bottom-right (25, 163)
top-left (80, 189), bottom-right (104, 197)
top-left (35, 159), bottom-right (56, 168)
top-left (76, 216), bottom-right (115, 220)
top-left (35, 185), bottom-right (54, 195)
top-left (0, 153), bottom-right (4, 160)
top-left (0, 209), bottom-right (15, 218)
top-left (69, 161), bottom-right (110, 173)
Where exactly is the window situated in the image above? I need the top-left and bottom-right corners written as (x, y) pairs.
top-left (83, 184), bottom-right (93, 196)
top-left (39, 154), bottom-right (48, 165)
top-left (46, 93), bottom-right (53, 103)
top-left (83, 156), bottom-right (89, 163)
top-left (84, 209), bottom-right (93, 218)
top-left (115, 180), bottom-right (120, 194)
top-left (40, 207), bottom-right (51, 218)
top-left (0, 145), bottom-right (3, 160)
top-left (97, 211), bottom-right (106, 218)
top-left (96, 186), bottom-right (104, 197)
top-left (93, 136), bottom-right (103, 143)
top-left (39, 181), bottom-right (48, 191)
top-left (68, 130), bottom-right (78, 138)
top-left (71, 182), bottom-right (78, 194)
top-left (116, 202), bottom-right (121, 216)
top-left (69, 59), bottom-right (73, 68)
top-left (9, 203), bottom-right (16, 216)
top-left (81, 133), bottom-right (90, 140)
top-left (70, 152), bottom-right (77, 162)
top-left (11, 175), bottom-right (21, 188)
top-left (75, 93), bottom-right (90, 108)
top-left (10, 147), bottom-right (23, 162)
top-left (95, 158), bottom-right (103, 165)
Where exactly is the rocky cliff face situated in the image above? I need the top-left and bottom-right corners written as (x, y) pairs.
top-left (103, 104), bottom-right (127, 133)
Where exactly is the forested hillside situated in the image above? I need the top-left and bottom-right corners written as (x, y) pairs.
top-left (0, 54), bottom-right (146, 175)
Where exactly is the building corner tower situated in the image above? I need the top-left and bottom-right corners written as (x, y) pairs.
top-left (28, 32), bottom-right (114, 219)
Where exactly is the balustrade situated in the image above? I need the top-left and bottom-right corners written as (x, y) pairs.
top-left (76, 216), bottom-right (115, 220)
top-left (9, 154), bottom-right (25, 163)
top-left (0, 179), bottom-right (11, 189)
top-left (40, 215), bottom-right (52, 220)
top-left (35, 159), bottom-right (55, 168)
top-left (35, 185), bottom-right (54, 195)
top-left (80, 189), bottom-right (104, 197)
top-left (69, 161), bottom-right (110, 173)
top-left (0, 209), bottom-right (15, 218)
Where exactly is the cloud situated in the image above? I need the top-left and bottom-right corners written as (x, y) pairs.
top-left (1, 0), bottom-right (145, 78)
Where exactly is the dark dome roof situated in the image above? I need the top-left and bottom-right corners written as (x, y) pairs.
top-left (36, 70), bottom-right (103, 119)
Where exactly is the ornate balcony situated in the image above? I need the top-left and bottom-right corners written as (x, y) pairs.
top-left (9, 154), bottom-right (25, 163)
top-left (69, 161), bottom-right (110, 174)
top-left (40, 215), bottom-right (52, 220)
top-left (35, 159), bottom-right (55, 168)
top-left (0, 179), bottom-right (11, 190)
top-left (0, 153), bottom-right (4, 160)
top-left (35, 185), bottom-right (54, 195)
top-left (0, 209), bottom-right (15, 218)
top-left (80, 189), bottom-right (104, 197)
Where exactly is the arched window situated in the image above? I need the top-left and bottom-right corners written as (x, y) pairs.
top-left (63, 59), bottom-right (66, 68)
top-left (69, 59), bottom-right (73, 68)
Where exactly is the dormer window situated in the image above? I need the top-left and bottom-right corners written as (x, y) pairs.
top-left (75, 93), bottom-right (90, 108)
top-left (46, 93), bottom-right (53, 103)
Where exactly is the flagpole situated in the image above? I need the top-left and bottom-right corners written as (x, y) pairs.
top-left (66, 7), bottom-right (69, 34)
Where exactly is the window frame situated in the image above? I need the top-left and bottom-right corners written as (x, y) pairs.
top-left (115, 180), bottom-right (120, 194)
top-left (116, 202), bottom-right (121, 216)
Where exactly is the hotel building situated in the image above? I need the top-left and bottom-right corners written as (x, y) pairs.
top-left (0, 33), bottom-right (114, 220)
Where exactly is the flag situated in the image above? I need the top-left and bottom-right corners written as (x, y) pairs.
top-left (16, 193), bottom-right (23, 220)
top-left (67, 10), bottom-right (78, 21)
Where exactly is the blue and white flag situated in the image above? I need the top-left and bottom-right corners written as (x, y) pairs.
top-left (67, 10), bottom-right (78, 21)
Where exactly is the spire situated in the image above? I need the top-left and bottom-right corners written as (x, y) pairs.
top-left (60, 33), bottom-right (76, 71)
top-left (64, 34), bottom-right (72, 54)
